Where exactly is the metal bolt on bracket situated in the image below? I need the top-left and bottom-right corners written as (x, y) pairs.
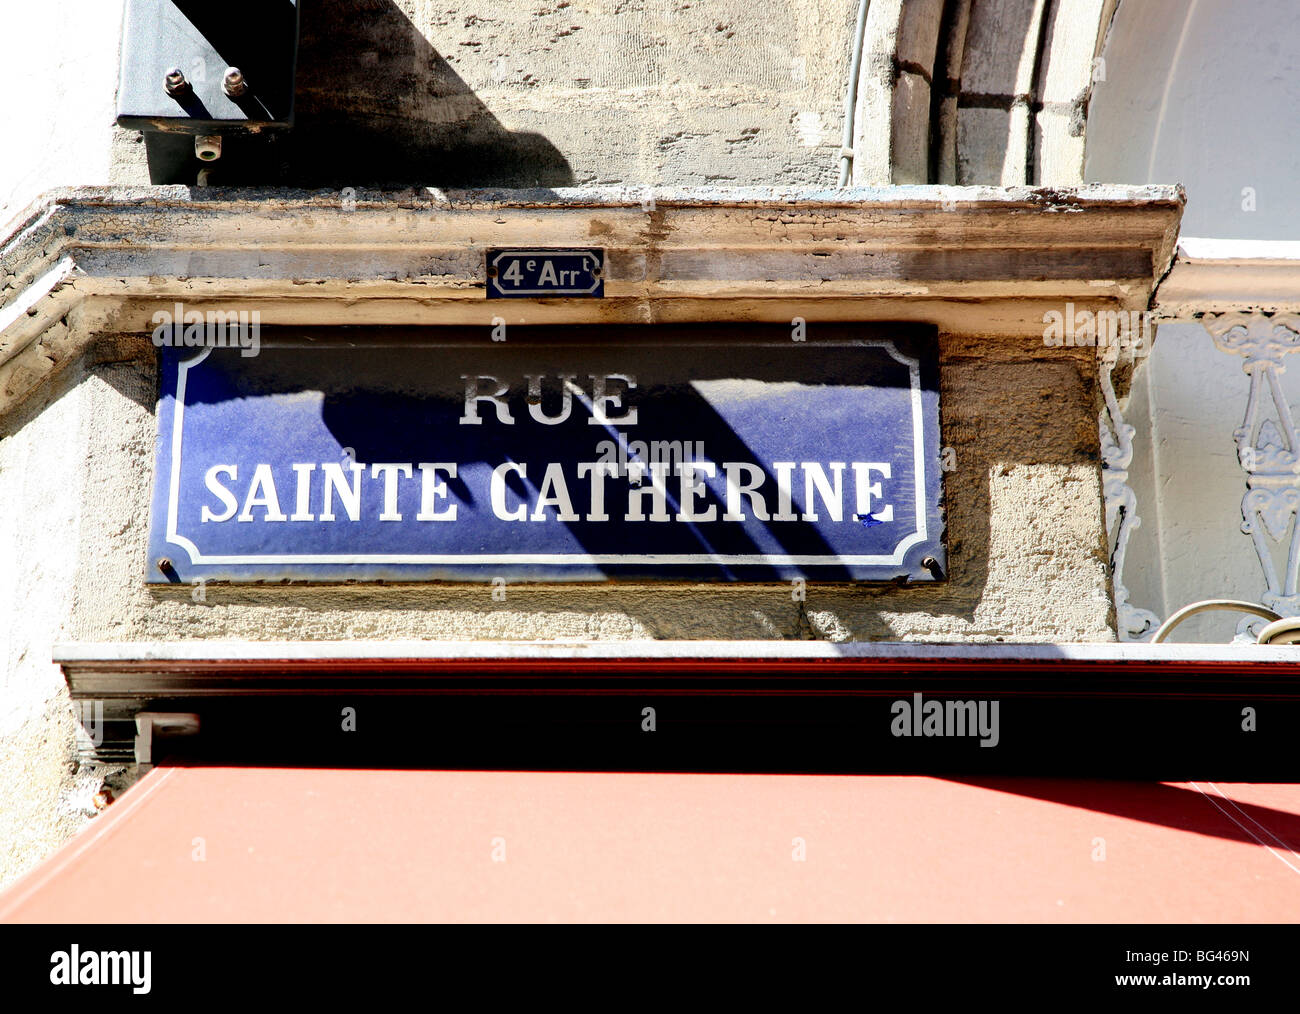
top-left (195, 135), bottom-right (222, 162)
top-left (163, 67), bottom-right (189, 96)
top-left (222, 66), bottom-right (248, 98)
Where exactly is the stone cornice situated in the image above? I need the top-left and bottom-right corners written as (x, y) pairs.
top-left (1, 183), bottom-right (1183, 416)
top-left (1152, 238), bottom-right (1300, 321)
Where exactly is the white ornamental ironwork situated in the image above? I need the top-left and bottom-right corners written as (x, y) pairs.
top-left (1204, 312), bottom-right (1300, 636)
top-left (1098, 348), bottom-right (1160, 641)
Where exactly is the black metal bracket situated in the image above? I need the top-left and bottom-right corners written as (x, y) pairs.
top-left (116, 0), bottom-right (300, 136)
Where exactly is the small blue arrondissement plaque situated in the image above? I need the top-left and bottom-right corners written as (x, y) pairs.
top-left (486, 248), bottom-right (603, 298)
top-left (147, 325), bottom-right (943, 583)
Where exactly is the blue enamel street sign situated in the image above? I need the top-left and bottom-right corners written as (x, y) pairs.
top-left (147, 325), bottom-right (944, 583)
top-left (486, 248), bottom-right (603, 298)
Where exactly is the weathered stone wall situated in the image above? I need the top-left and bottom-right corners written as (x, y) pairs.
top-left (4, 1), bottom-right (859, 224)
top-left (103, 0), bottom-right (859, 191)
top-left (2, 0), bottom-right (1128, 220)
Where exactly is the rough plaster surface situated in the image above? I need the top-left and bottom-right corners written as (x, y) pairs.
top-left (0, 355), bottom-right (132, 892)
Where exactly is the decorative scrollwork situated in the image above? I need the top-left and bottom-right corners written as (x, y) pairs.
top-left (1099, 353), bottom-right (1160, 641)
top-left (1204, 312), bottom-right (1300, 637)
top-left (1205, 313), bottom-right (1300, 365)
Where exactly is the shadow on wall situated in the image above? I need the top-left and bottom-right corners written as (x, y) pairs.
top-left (145, 0), bottom-right (573, 187)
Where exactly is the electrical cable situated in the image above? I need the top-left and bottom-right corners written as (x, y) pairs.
top-left (1149, 599), bottom-right (1283, 643)
top-left (838, 0), bottom-right (872, 186)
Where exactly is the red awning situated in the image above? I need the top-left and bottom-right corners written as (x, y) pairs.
top-left (3, 768), bottom-right (1299, 922)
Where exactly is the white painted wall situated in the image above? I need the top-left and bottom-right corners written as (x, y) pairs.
top-left (1086, 0), bottom-right (1300, 641)
top-left (0, 2), bottom-right (127, 228)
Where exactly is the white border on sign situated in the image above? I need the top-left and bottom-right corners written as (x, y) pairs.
top-left (164, 341), bottom-right (932, 567)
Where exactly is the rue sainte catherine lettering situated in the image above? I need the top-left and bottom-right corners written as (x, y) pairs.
top-left (196, 373), bottom-right (898, 527)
